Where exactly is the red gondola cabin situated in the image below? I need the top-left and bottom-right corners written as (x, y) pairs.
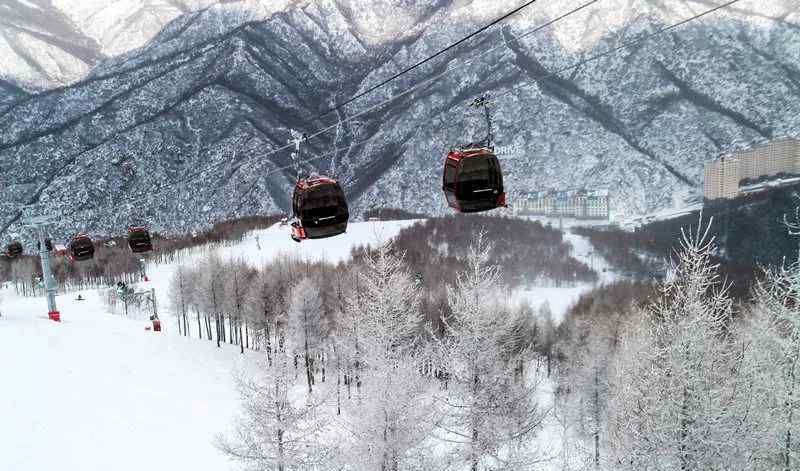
top-left (68, 233), bottom-right (95, 262)
top-left (291, 176), bottom-right (349, 242)
top-left (5, 240), bottom-right (22, 258)
top-left (128, 227), bottom-right (153, 253)
top-left (442, 147), bottom-right (506, 213)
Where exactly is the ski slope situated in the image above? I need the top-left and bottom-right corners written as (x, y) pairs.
top-left (0, 219), bottom-right (611, 471)
top-left (0, 219), bottom-right (419, 471)
top-left (0, 291), bottom-right (257, 471)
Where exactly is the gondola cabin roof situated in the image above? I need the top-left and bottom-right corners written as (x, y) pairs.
top-left (295, 176), bottom-right (339, 190)
top-left (446, 146), bottom-right (496, 162)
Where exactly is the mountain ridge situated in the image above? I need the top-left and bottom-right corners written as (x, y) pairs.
top-left (1, 0), bottom-right (799, 242)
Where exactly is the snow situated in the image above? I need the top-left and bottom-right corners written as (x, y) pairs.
top-left (0, 219), bottom-right (417, 471)
top-left (15, 0), bottom-right (41, 10)
top-left (513, 227), bottom-right (617, 323)
top-left (619, 202), bottom-right (704, 230)
top-left (0, 218), bottom-right (609, 470)
top-left (0, 290), bottom-right (256, 471)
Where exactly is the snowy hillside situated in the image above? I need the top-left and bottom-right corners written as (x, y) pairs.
top-left (2, 0), bottom-right (800, 241)
top-left (0, 0), bottom-right (291, 89)
top-left (0, 219), bottom-right (412, 471)
top-left (0, 218), bottom-right (611, 470)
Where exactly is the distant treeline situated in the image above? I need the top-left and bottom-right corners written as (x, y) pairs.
top-left (355, 215), bottom-right (597, 289)
top-left (362, 207), bottom-right (429, 220)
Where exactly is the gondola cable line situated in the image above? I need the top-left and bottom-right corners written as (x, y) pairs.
top-left (489, 0), bottom-right (743, 103)
top-left (2, 0), bottom-right (743, 245)
top-left (43, 0), bottom-right (605, 226)
top-left (308, 0), bottom-right (547, 122)
top-left (139, 0), bottom-right (606, 186)
top-left (254, 0), bottom-right (743, 182)
top-left (111, 0), bottom-right (742, 215)
top-left (19, 0), bottom-right (742, 236)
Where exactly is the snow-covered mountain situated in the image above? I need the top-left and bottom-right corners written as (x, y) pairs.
top-left (1, 0), bottom-right (799, 239)
top-left (0, 0), bottom-right (290, 89)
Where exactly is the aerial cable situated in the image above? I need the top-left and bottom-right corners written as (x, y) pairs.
top-left (330, 120), bottom-right (342, 178)
top-left (26, 0), bottom-right (605, 223)
top-left (224, 0), bottom-right (605, 172)
top-left (229, 0), bottom-right (742, 181)
top-left (288, 129), bottom-right (308, 180)
top-left (260, 0), bottom-right (745, 181)
top-left (7, 0), bottom-right (741, 235)
top-left (310, 0), bottom-right (544, 122)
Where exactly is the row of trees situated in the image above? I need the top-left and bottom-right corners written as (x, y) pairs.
top-left (557, 218), bottom-right (800, 470)
top-left (168, 236), bottom-right (558, 470)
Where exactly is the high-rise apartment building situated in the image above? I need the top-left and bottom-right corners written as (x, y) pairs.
top-left (704, 157), bottom-right (740, 200)
top-left (703, 137), bottom-right (800, 200)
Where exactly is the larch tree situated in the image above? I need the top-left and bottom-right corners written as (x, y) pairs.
top-left (168, 264), bottom-right (191, 337)
top-left (606, 219), bottom-right (760, 471)
top-left (288, 276), bottom-right (327, 395)
top-left (741, 262), bottom-right (800, 470)
top-left (435, 232), bottom-right (546, 471)
top-left (218, 347), bottom-right (332, 471)
top-left (538, 301), bottom-right (556, 378)
top-left (244, 265), bottom-right (279, 359)
top-left (338, 242), bottom-right (438, 471)
top-left (196, 254), bottom-right (227, 347)
top-left (223, 258), bottom-right (254, 353)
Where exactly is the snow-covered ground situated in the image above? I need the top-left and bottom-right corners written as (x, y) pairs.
top-left (514, 226), bottom-right (617, 323)
top-left (0, 290), bottom-right (256, 471)
top-left (0, 219), bottom-right (612, 470)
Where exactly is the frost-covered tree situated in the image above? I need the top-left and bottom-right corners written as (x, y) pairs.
top-left (538, 301), bottom-right (556, 377)
top-left (337, 243), bottom-right (437, 470)
top-left (218, 348), bottom-right (332, 471)
top-left (223, 259), bottom-right (254, 353)
top-left (606, 219), bottom-right (760, 471)
top-left (435, 232), bottom-right (545, 471)
top-left (195, 254), bottom-right (227, 347)
top-left (168, 264), bottom-right (190, 337)
top-left (741, 262), bottom-right (800, 470)
top-left (288, 277), bottom-right (327, 395)
top-left (244, 264), bottom-right (280, 361)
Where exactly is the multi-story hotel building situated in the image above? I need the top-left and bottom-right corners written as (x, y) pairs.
top-left (518, 189), bottom-right (610, 220)
top-left (704, 137), bottom-right (800, 200)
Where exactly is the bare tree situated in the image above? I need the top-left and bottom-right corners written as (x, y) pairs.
top-left (337, 243), bottom-right (439, 470)
top-left (288, 277), bottom-right (327, 395)
top-left (218, 351), bottom-right (332, 471)
top-left (435, 232), bottom-right (546, 471)
top-left (606, 218), bottom-right (760, 471)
